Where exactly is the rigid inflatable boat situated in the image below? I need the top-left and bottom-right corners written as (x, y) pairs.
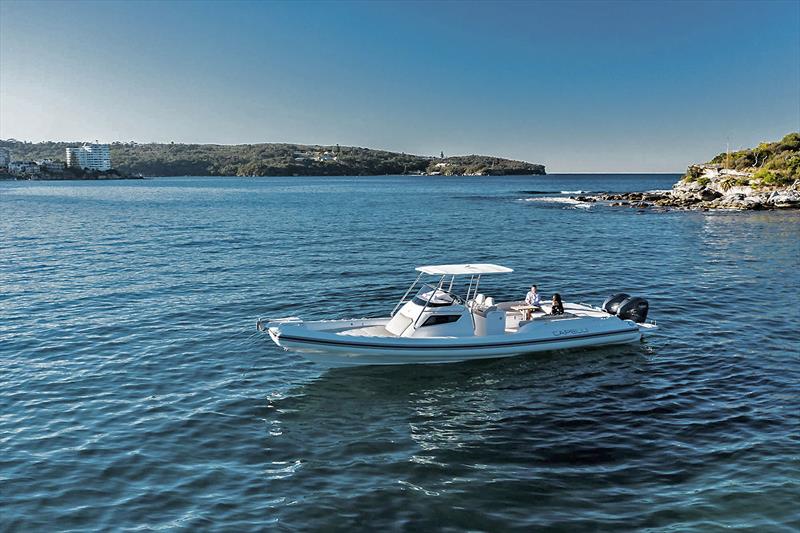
top-left (257, 263), bottom-right (657, 367)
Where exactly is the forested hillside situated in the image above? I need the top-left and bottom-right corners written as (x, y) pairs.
top-left (0, 140), bottom-right (545, 177)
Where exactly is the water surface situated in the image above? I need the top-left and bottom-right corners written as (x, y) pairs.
top-left (1, 175), bottom-right (798, 531)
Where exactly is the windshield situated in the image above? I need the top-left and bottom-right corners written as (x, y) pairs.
top-left (411, 285), bottom-right (462, 307)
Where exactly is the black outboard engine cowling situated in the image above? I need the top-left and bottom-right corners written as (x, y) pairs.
top-left (602, 293), bottom-right (630, 315)
top-left (617, 297), bottom-right (649, 323)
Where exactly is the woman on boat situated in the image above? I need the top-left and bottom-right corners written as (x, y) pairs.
top-left (550, 293), bottom-right (564, 315)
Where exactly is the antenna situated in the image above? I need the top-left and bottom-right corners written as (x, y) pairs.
top-left (725, 136), bottom-right (730, 168)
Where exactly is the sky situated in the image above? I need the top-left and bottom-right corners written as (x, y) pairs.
top-left (0, 0), bottom-right (798, 172)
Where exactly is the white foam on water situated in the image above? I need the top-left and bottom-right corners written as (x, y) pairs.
top-left (520, 196), bottom-right (593, 208)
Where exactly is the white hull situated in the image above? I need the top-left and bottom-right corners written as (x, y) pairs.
top-left (260, 313), bottom-right (651, 367)
top-left (257, 262), bottom-right (657, 367)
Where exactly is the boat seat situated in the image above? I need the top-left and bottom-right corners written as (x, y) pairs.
top-left (475, 294), bottom-right (486, 307)
top-left (473, 305), bottom-right (499, 317)
top-left (540, 312), bottom-right (577, 320)
top-left (484, 296), bottom-right (495, 307)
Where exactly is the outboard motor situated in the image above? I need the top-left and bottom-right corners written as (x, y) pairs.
top-left (602, 293), bottom-right (630, 315)
top-left (617, 297), bottom-right (649, 323)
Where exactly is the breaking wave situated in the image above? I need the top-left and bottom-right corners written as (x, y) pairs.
top-left (520, 196), bottom-right (593, 209)
top-left (519, 190), bottom-right (592, 195)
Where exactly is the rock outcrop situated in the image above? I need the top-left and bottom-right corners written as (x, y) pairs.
top-left (580, 133), bottom-right (800, 211)
top-left (579, 134), bottom-right (800, 211)
top-left (578, 164), bottom-right (800, 211)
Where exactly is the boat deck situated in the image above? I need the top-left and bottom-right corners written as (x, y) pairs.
top-left (338, 325), bottom-right (396, 337)
top-left (332, 301), bottom-right (613, 339)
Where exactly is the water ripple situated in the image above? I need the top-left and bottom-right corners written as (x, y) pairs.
top-left (1, 176), bottom-right (798, 531)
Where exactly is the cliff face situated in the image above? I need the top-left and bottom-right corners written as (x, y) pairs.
top-left (669, 164), bottom-right (800, 209)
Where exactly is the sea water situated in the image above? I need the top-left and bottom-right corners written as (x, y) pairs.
top-left (1, 175), bottom-right (798, 530)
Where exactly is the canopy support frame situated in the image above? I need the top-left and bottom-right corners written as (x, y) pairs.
top-left (413, 275), bottom-right (447, 328)
top-left (391, 271), bottom-right (424, 317)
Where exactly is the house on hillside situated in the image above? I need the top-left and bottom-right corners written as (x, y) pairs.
top-left (36, 159), bottom-right (65, 173)
top-left (316, 151), bottom-right (338, 162)
top-left (9, 161), bottom-right (40, 176)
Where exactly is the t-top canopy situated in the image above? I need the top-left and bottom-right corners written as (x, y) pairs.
top-left (415, 263), bottom-right (513, 275)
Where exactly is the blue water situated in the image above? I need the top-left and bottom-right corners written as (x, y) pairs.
top-left (1, 174), bottom-right (799, 531)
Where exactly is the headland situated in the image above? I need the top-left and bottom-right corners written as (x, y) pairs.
top-left (0, 140), bottom-right (545, 178)
top-left (575, 133), bottom-right (800, 210)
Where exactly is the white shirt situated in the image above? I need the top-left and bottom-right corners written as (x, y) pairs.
top-left (525, 290), bottom-right (541, 306)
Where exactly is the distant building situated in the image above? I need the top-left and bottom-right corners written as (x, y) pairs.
top-left (66, 143), bottom-right (111, 171)
top-left (9, 161), bottom-right (40, 175)
top-left (0, 147), bottom-right (10, 168)
top-left (36, 159), bottom-right (65, 173)
top-left (316, 151), bottom-right (337, 162)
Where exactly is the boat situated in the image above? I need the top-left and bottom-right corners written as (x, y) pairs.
top-left (257, 263), bottom-right (657, 367)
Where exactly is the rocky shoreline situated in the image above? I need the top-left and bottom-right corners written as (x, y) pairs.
top-left (574, 164), bottom-right (800, 211)
top-left (0, 163), bottom-right (142, 181)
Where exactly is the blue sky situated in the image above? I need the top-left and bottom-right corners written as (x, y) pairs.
top-left (1, 0), bottom-right (798, 172)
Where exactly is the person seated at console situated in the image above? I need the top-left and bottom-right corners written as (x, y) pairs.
top-left (523, 284), bottom-right (541, 319)
top-left (550, 293), bottom-right (564, 315)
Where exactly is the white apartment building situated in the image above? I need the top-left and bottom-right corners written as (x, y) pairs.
top-left (66, 143), bottom-right (111, 171)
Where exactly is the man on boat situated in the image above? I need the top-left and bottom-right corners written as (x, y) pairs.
top-left (524, 285), bottom-right (541, 319)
